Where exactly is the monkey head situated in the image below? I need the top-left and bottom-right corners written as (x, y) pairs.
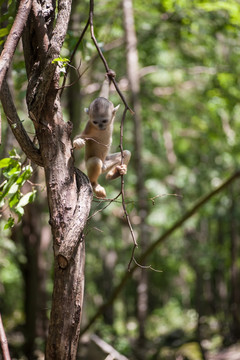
top-left (85, 97), bottom-right (120, 131)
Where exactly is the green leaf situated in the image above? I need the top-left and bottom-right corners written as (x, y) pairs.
top-left (15, 206), bottom-right (24, 221)
top-left (16, 166), bottom-right (32, 186)
top-left (9, 148), bottom-right (20, 158)
top-left (0, 27), bottom-right (9, 38)
top-left (0, 158), bottom-right (12, 168)
top-left (8, 183), bottom-right (19, 195)
top-left (9, 191), bottom-right (20, 208)
top-left (17, 190), bottom-right (36, 208)
top-left (0, 175), bottom-right (18, 202)
top-left (4, 216), bottom-right (15, 229)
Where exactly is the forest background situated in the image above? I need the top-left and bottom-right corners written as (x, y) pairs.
top-left (1, 0), bottom-right (240, 359)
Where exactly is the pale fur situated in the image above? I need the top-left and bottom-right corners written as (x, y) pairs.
top-left (73, 83), bottom-right (131, 198)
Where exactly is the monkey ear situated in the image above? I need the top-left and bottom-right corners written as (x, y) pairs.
top-left (113, 104), bottom-right (120, 114)
top-left (84, 107), bottom-right (89, 114)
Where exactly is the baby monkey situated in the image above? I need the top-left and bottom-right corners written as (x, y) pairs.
top-left (73, 74), bottom-right (131, 198)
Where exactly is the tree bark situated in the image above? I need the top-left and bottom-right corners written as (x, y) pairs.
top-left (0, 1), bottom-right (93, 358)
top-left (36, 86), bottom-right (92, 360)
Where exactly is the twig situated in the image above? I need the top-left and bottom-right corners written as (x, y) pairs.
top-left (88, 192), bottom-right (122, 220)
top-left (150, 193), bottom-right (183, 205)
top-left (133, 258), bottom-right (163, 272)
top-left (89, 0), bottom-right (134, 114)
top-left (84, 137), bottom-right (110, 148)
top-left (58, 63), bottom-right (82, 91)
top-left (119, 107), bottom-right (138, 271)
top-left (60, 19), bottom-right (90, 96)
top-left (80, 169), bottom-right (240, 336)
top-left (0, 313), bottom-right (11, 360)
top-left (89, 0), bottom-right (136, 270)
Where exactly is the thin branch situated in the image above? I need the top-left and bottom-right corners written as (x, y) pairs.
top-left (0, 79), bottom-right (43, 167)
top-left (133, 258), bottom-right (163, 272)
top-left (0, 0), bottom-right (33, 91)
top-left (89, 0), bottom-right (134, 114)
top-left (150, 193), bottom-right (183, 205)
top-left (119, 107), bottom-right (138, 270)
top-left (80, 170), bottom-right (240, 336)
top-left (0, 313), bottom-right (11, 360)
top-left (60, 18), bottom-right (90, 97)
top-left (58, 63), bottom-right (82, 91)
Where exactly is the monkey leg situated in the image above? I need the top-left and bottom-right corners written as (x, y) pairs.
top-left (86, 157), bottom-right (106, 198)
top-left (104, 150), bottom-right (131, 180)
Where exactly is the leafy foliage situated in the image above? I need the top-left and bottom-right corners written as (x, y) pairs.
top-left (0, 149), bottom-right (36, 229)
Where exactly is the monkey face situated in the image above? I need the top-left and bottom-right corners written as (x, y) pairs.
top-left (86, 97), bottom-right (120, 131)
top-left (91, 117), bottom-right (110, 131)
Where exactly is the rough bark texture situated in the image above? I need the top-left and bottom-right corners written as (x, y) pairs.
top-left (0, 1), bottom-right (93, 358)
top-left (36, 87), bottom-right (92, 360)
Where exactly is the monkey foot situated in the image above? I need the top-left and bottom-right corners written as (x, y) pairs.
top-left (93, 184), bottom-right (106, 198)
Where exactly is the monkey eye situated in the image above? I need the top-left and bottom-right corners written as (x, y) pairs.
top-left (102, 120), bottom-right (108, 124)
top-left (93, 121), bottom-right (98, 125)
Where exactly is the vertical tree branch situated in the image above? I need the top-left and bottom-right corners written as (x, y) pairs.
top-left (89, 0), bottom-right (134, 113)
top-left (122, 0), bottom-right (149, 344)
top-left (0, 314), bottom-right (11, 360)
top-left (0, 0), bottom-right (33, 90)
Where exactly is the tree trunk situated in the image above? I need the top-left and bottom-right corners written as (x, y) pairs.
top-left (12, 181), bottom-right (50, 358)
top-left (0, 1), bottom-right (93, 358)
top-left (37, 89), bottom-right (92, 360)
top-left (229, 185), bottom-right (240, 342)
top-left (122, 0), bottom-right (149, 349)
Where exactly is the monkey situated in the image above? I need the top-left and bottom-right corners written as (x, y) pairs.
top-left (73, 74), bottom-right (131, 198)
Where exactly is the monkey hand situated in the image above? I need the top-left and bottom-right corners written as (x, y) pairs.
top-left (73, 137), bottom-right (86, 149)
top-left (116, 164), bottom-right (127, 176)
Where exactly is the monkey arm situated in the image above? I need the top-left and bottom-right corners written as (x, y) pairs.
top-left (73, 135), bottom-right (86, 149)
top-left (99, 70), bottom-right (115, 99)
